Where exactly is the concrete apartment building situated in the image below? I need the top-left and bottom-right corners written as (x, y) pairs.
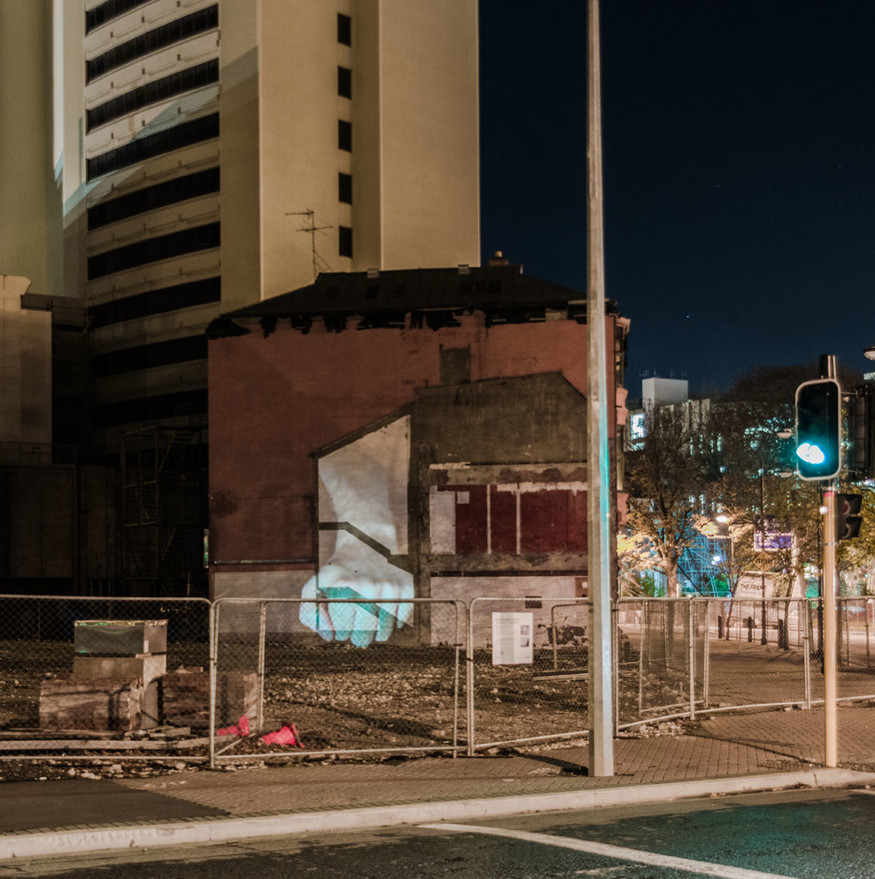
top-left (0, 0), bottom-right (480, 594)
top-left (55, 0), bottom-right (479, 444)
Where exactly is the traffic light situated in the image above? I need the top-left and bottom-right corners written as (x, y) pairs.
top-left (795, 378), bottom-right (841, 480)
top-left (849, 384), bottom-right (874, 481)
top-left (836, 493), bottom-right (863, 541)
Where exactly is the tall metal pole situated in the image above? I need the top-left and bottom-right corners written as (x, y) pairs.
top-left (818, 354), bottom-right (838, 767)
top-left (822, 486), bottom-right (838, 766)
top-left (586, 0), bottom-right (614, 777)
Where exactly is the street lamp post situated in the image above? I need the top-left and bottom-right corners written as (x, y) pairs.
top-left (585, 0), bottom-right (614, 777)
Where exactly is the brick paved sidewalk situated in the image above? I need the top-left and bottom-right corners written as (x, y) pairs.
top-left (109, 704), bottom-right (873, 817)
top-left (1, 705), bottom-right (871, 840)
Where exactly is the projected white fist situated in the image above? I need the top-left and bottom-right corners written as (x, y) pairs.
top-left (299, 422), bottom-right (414, 648)
top-left (300, 533), bottom-right (414, 648)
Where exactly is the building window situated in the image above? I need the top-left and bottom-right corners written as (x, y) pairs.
top-left (88, 167), bottom-right (220, 229)
top-left (338, 119), bottom-right (352, 151)
top-left (338, 172), bottom-right (353, 204)
top-left (85, 0), bottom-right (152, 33)
top-left (87, 114), bottom-right (219, 181)
top-left (87, 222), bottom-right (220, 280)
top-left (337, 13), bottom-right (352, 46)
top-left (94, 389), bottom-right (207, 428)
top-left (339, 226), bottom-right (353, 258)
top-left (86, 6), bottom-right (218, 82)
top-left (93, 335), bottom-right (207, 377)
top-left (337, 66), bottom-right (352, 98)
top-left (87, 60), bottom-right (219, 132)
top-left (89, 276), bottom-right (221, 328)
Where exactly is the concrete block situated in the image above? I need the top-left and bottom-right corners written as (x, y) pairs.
top-left (39, 678), bottom-right (143, 732)
top-left (74, 620), bottom-right (167, 655)
top-left (72, 653), bottom-right (166, 685)
top-left (162, 670), bottom-right (257, 729)
top-left (72, 654), bottom-right (166, 728)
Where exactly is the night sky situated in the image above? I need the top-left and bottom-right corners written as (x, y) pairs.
top-left (478, 0), bottom-right (875, 397)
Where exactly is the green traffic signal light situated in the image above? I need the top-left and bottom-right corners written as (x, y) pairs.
top-left (795, 378), bottom-right (841, 481)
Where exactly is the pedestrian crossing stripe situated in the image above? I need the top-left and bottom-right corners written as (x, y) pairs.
top-left (419, 823), bottom-right (798, 879)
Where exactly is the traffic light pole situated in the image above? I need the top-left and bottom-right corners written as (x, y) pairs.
top-left (795, 356), bottom-right (841, 767)
top-left (822, 485), bottom-right (838, 767)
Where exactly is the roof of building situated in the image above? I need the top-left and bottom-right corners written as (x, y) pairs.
top-left (208, 265), bottom-right (621, 337)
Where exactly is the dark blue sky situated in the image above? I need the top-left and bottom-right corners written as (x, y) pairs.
top-left (479, 0), bottom-right (875, 396)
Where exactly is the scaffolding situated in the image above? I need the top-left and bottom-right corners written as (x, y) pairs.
top-left (121, 425), bottom-right (207, 596)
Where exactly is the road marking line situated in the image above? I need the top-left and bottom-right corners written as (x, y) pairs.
top-left (419, 823), bottom-right (798, 879)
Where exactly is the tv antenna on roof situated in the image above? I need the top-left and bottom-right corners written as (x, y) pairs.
top-left (286, 209), bottom-right (333, 278)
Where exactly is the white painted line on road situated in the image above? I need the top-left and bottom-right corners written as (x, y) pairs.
top-left (420, 823), bottom-right (797, 879)
top-left (2, 769), bottom-right (873, 862)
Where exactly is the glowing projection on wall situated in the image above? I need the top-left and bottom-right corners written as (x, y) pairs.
top-left (300, 416), bottom-right (413, 647)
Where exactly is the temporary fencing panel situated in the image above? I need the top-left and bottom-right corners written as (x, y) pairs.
top-left (0, 595), bottom-right (209, 734)
top-left (837, 596), bottom-right (875, 701)
top-left (700, 597), bottom-right (811, 712)
top-left (466, 597), bottom-right (590, 751)
top-left (1, 592), bottom-right (872, 767)
top-left (617, 598), bottom-right (703, 725)
top-left (210, 597), bottom-right (466, 761)
top-left (617, 596), bottom-right (875, 731)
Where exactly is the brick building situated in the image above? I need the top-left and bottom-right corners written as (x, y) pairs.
top-left (207, 264), bottom-right (629, 643)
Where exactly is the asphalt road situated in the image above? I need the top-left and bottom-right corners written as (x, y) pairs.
top-left (3, 788), bottom-right (874, 878)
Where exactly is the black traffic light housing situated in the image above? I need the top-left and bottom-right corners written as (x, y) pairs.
top-left (836, 493), bottom-right (863, 541)
top-left (849, 384), bottom-right (874, 481)
top-left (795, 378), bottom-right (842, 481)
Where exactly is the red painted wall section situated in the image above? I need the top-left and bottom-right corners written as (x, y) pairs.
top-left (435, 485), bottom-right (588, 555)
top-left (489, 487), bottom-right (517, 554)
top-left (208, 312), bottom-right (620, 565)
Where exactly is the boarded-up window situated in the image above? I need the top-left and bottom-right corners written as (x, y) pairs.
top-left (489, 486), bottom-right (517, 553)
top-left (431, 484), bottom-right (586, 556)
top-left (440, 347), bottom-right (471, 384)
top-left (453, 485), bottom-right (487, 554)
top-left (520, 489), bottom-right (587, 553)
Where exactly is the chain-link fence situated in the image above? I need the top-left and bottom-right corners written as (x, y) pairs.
top-left (836, 596), bottom-right (875, 702)
top-left (466, 597), bottom-right (591, 751)
top-left (616, 597), bottom-right (875, 731)
top-left (0, 595), bottom-right (209, 736)
top-left (616, 598), bottom-right (707, 726)
top-left (210, 597), bottom-right (466, 762)
top-left (698, 597), bottom-right (812, 712)
top-left (2, 593), bottom-right (873, 765)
